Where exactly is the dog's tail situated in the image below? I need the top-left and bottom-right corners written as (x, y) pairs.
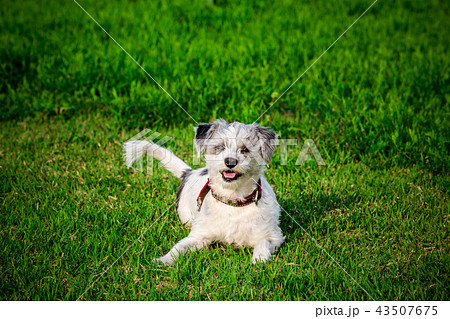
top-left (123, 140), bottom-right (191, 179)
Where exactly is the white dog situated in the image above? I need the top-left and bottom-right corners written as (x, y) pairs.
top-left (123, 119), bottom-right (284, 264)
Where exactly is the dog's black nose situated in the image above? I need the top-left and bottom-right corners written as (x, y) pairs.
top-left (224, 157), bottom-right (238, 168)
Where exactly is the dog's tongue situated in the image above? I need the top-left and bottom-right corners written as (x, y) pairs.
top-left (223, 171), bottom-right (236, 179)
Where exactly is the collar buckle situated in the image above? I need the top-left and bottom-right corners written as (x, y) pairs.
top-left (254, 189), bottom-right (259, 204)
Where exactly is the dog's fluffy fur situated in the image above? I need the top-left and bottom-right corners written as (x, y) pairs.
top-left (123, 119), bottom-right (284, 264)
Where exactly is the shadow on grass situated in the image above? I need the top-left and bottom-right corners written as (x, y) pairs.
top-left (278, 191), bottom-right (361, 236)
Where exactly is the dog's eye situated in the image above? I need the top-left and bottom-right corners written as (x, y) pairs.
top-left (214, 145), bottom-right (225, 153)
top-left (240, 147), bottom-right (250, 154)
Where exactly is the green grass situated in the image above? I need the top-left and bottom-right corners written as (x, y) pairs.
top-left (0, 0), bottom-right (449, 300)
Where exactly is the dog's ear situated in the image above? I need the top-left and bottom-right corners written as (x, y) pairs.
top-left (254, 125), bottom-right (277, 163)
top-left (194, 119), bottom-right (226, 157)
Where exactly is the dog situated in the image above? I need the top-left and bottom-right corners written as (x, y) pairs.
top-left (123, 119), bottom-right (284, 264)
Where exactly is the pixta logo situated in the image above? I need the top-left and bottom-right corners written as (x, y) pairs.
top-left (125, 129), bottom-right (172, 174)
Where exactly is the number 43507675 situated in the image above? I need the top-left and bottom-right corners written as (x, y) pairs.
top-left (376, 306), bottom-right (437, 316)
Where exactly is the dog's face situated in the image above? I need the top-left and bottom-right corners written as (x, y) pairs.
top-left (195, 120), bottom-right (277, 190)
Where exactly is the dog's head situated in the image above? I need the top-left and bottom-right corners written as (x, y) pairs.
top-left (194, 119), bottom-right (277, 190)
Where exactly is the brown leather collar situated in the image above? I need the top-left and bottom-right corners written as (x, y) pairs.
top-left (196, 179), bottom-right (262, 211)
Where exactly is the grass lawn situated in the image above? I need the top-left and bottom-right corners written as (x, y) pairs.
top-left (1, 0), bottom-right (449, 300)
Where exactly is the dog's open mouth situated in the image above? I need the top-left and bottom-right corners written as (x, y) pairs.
top-left (221, 170), bottom-right (242, 182)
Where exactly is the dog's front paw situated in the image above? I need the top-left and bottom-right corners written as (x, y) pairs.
top-left (152, 255), bottom-right (174, 266)
top-left (252, 254), bottom-right (271, 265)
